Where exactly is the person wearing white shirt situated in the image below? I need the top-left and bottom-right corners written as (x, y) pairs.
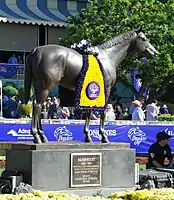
top-left (146, 99), bottom-right (158, 121)
top-left (105, 104), bottom-right (116, 120)
top-left (132, 100), bottom-right (145, 121)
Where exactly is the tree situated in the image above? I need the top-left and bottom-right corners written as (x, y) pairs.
top-left (64, 0), bottom-right (174, 100)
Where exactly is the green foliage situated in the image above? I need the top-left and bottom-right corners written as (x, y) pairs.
top-left (65, 0), bottom-right (174, 99)
top-left (18, 103), bottom-right (32, 117)
top-left (3, 85), bottom-right (18, 97)
top-left (3, 82), bottom-right (16, 89)
top-left (123, 113), bottom-right (130, 120)
top-left (158, 114), bottom-right (174, 121)
top-left (108, 188), bottom-right (174, 199)
top-left (18, 85), bottom-right (33, 103)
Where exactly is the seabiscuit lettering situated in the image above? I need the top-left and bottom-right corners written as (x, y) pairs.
top-left (78, 157), bottom-right (95, 162)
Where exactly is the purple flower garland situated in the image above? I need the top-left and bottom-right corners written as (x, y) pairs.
top-left (74, 54), bottom-right (108, 112)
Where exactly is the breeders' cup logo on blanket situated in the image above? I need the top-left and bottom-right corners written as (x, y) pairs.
top-left (7, 129), bottom-right (34, 139)
top-left (89, 129), bottom-right (117, 140)
top-left (54, 126), bottom-right (73, 141)
top-left (86, 81), bottom-right (100, 100)
top-left (127, 127), bottom-right (147, 146)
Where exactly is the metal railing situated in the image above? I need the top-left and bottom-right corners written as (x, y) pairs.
top-left (16, 66), bottom-right (24, 80)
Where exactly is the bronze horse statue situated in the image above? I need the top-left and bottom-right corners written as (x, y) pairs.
top-left (24, 28), bottom-right (158, 144)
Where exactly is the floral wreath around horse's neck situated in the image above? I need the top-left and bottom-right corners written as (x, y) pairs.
top-left (71, 40), bottom-right (99, 55)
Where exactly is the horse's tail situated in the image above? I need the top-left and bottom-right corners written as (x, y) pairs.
top-left (24, 48), bottom-right (35, 104)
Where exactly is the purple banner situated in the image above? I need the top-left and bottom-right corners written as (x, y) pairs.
top-left (0, 123), bottom-right (174, 154)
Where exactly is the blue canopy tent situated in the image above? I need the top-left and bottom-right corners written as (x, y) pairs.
top-left (0, 0), bottom-right (88, 27)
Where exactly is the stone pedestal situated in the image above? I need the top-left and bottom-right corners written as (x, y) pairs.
top-left (5, 142), bottom-right (135, 196)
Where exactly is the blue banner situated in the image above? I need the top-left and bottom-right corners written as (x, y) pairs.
top-left (0, 122), bottom-right (174, 154)
top-left (0, 63), bottom-right (19, 78)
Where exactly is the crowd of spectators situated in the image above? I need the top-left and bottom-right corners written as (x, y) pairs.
top-left (130, 99), bottom-right (169, 121)
top-left (41, 97), bottom-right (124, 120)
top-left (1, 94), bottom-right (170, 120)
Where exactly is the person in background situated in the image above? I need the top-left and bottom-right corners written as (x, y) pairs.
top-left (18, 56), bottom-right (22, 65)
top-left (6, 96), bottom-right (18, 118)
top-left (114, 105), bottom-right (123, 120)
top-left (47, 97), bottom-right (60, 119)
top-left (14, 96), bottom-right (21, 118)
top-left (105, 104), bottom-right (116, 120)
top-left (45, 97), bottom-right (52, 112)
top-left (8, 53), bottom-right (18, 64)
top-left (129, 103), bottom-right (135, 120)
top-left (41, 104), bottom-right (48, 119)
top-left (2, 95), bottom-right (9, 118)
top-left (91, 111), bottom-right (100, 120)
top-left (116, 96), bottom-right (123, 111)
top-left (69, 107), bottom-right (76, 119)
top-left (146, 99), bottom-right (159, 121)
top-left (59, 106), bottom-right (70, 119)
top-left (148, 131), bottom-right (174, 168)
top-left (160, 104), bottom-right (169, 115)
top-left (132, 100), bottom-right (145, 121)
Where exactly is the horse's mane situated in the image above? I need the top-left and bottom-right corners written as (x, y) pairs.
top-left (97, 30), bottom-right (136, 49)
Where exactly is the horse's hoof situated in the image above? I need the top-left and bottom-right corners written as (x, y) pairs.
top-left (40, 135), bottom-right (48, 143)
top-left (85, 136), bottom-right (92, 143)
top-left (33, 135), bottom-right (42, 144)
top-left (101, 136), bottom-right (109, 143)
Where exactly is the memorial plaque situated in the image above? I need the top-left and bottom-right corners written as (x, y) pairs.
top-left (70, 152), bottom-right (102, 187)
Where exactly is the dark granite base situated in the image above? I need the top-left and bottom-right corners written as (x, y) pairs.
top-left (5, 142), bottom-right (135, 193)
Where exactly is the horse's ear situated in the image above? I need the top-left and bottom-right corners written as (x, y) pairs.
top-left (135, 26), bottom-right (145, 34)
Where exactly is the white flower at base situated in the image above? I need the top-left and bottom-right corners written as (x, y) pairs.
top-left (71, 40), bottom-right (99, 55)
top-left (80, 39), bottom-right (88, 45)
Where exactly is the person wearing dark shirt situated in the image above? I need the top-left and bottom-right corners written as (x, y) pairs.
top-left (114, 105), bottom-right (123, 120)
top-left (148, 131), bottom-right (174, 168)
top-left (47, 97), bottom-right (60, 119)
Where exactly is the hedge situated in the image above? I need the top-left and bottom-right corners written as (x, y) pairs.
top-left (0, 191), bottom-right (110, 200)
top-left (18, 103), bottom-right (32, 117)
top-left (18, 85), bottom-right (33, 103)
top-left (3, 85), bottom-right (18, 98)
top-left (0, 188), bottom-right (174, 200)
top-left (158, 114), bottom-right (174, 121)
top-left (123, 114), bottom-right (174, 121)
top-left (109, 188), bottom-right (174, 200)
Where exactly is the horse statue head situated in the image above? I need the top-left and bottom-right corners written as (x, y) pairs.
top-left (134, 27), bottom-right (158, 59)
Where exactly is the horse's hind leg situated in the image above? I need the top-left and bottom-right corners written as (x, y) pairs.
top-left (84, 111), bottom-right (92, 142)
top-left (36, 89), bottom-right (49, 143)
top-left (99, 111), bottom-right (109, 143)
top-left (31, 100), bottom-right (42, 144)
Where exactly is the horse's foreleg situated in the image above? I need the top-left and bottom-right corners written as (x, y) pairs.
top-left (31, 101), bottom-right (42, 144)
top-left (84, 111), bottom-right (92, 142)
top-left (99, 111), bottom-right (109, 143)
